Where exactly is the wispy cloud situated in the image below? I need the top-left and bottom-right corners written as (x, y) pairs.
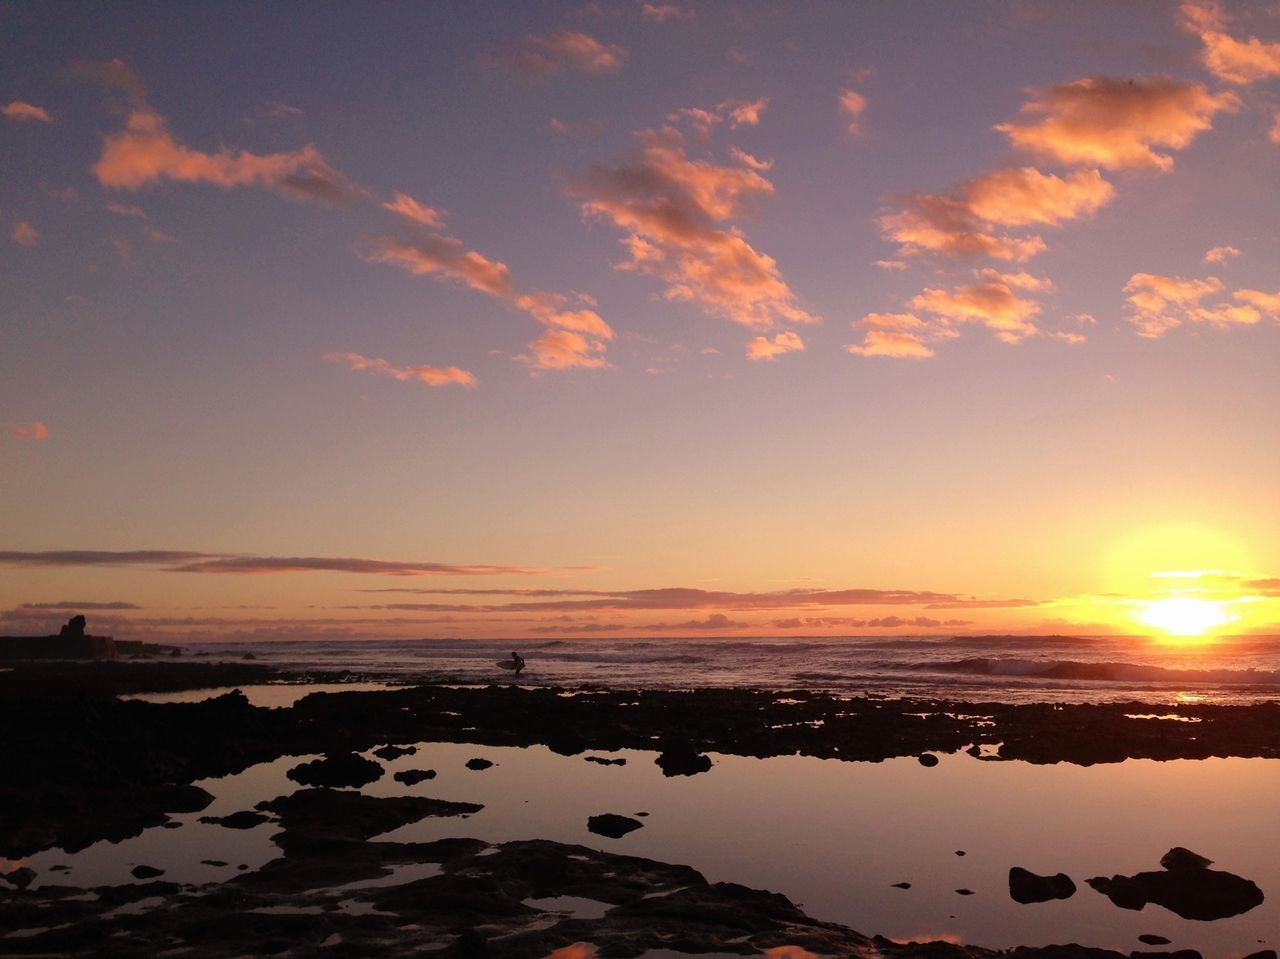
top-left (2, 101), bottom-right (53, 123)
top-left (362, 216), bottom-right (613, 371)
top-left (746, 330), bottom-right (804, 361)
top-left (1180, 1), bottom-right (1280, 85)
top-left (21, 601), bottom-right (141, 610)
top-left (641, 3), bottom-right (694, 23)
top-left (996, 76), bottom-right (1238, 170)
top-left (84, 59), bottom-right (357, 204)
top-left (846, 313), bottom-right (937, 359)
top-left (484, 31), bottom-right (626, 76)
top-left (839, 89), bottom-right (867, 134)
top-left (879, 167), bottom-right (1113, 262)
top-left (573, 126), bottom-right (817, 341)
top-left (381, 192), bottom-right (445, 228)
top-left (1123, 271), bottom-right (1269, 337)
top-left (0, 549), bottom-right (572, 577)
top-left (324, 351), bottom-right (476, 388)
top-left (1204, 244), bottom-right (1242, 264)
top-left (10, 221), bottom-right (38, 247)
top-left (5, 421), bottom-right (49, 441)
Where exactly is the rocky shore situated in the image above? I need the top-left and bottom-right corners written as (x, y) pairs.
top-left (2, 660), bottom-right (1278, 957)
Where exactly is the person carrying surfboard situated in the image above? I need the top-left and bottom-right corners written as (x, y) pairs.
top-left (510, 651), bottom-right (525, 675)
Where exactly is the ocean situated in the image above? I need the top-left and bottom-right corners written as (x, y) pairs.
top-left (179, 633), bottom-right (1280, 705)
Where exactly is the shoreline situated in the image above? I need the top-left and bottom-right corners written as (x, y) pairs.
top-left (3, 661), bottom-right (1278, 957)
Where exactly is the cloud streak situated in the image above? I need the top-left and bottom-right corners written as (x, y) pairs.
top-left (485, 31), bottom-right (626, 76)
top-left (324, 351), bottom-right (476, 388)
top-left (2, 101), bottom-right (53, 123)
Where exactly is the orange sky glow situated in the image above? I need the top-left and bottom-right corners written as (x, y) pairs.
top-left (2, 2), bottom-right (1278, 643)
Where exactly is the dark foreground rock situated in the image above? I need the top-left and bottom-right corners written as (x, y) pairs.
top-left (8, 673), bottom-right (1280, 858)
top-left (0, 823), bottom-right (1155, 959)
top-left (393, 768), bottom-right (437, 784)
top-left (287, 751), bottom-right (383, 788)
top-left (1009, 866), bottom-right (1076, 903)
top-left (587, 813), bottom-right (644, 838)
top-left (1088, 848), bottom-right (1264, 920)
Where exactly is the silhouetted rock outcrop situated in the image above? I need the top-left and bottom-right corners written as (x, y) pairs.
top-left (587, 813), bottom-right (644, 838)
top-left (1088, 848), bottom-right (1263, 920)
top-left (1009, 866), bottom-right (1076, 903)
top-left (287, 752), bottom-right (383, 788)
top-left (656, 745), bottom-right (712, 776)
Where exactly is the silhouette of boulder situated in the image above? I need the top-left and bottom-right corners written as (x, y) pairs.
top-left (1, 866), bottom-right (36, 889)
top-left (373, 745), bottom-right (416, 760)
top-left (59, 616), bottom-right (87, 639)
top-left (131, 864), bottom-right (164, 879)
top-left (917, 753), bottom-right (939, 767)
top-left (199, 810), bottom-right (270, 829)
top-left (1138, 935), bottom-right (1171, 945)
top-left (465, 758), bottom-right (494, 770)
top-left (655, 746), bottom-right (712, 776)
top-left (393, 768), bottom-right (437, 785)
top-left (287, 752), bottom-right (383, 788)
top-left (587, 813), bottom-right (644, 839)
top-left (1008, 866), bottom-right (1076, 903)
top-left (1088, 848), bottom-right (1263, 920)
top-left (585, 755), bottom-right (626, 765)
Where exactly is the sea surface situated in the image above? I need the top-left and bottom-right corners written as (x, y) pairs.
top-left (177, 633), bottom-right (1280, 705)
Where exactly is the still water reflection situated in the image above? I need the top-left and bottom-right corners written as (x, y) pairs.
top-left (24, 741), bottom-right (1280, 955)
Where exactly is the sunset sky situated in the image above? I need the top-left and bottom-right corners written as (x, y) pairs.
top-left (3, 1), bottom-right (1278, 642)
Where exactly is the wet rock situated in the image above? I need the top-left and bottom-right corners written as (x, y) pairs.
top-left (1138, 935), bottom-right (1171, 945)
top-left (585, 755), bottom-right (626, 765)
top-left (1009, 866), bottom-right (1076, 903)
top-left (373, 744), bottom-right (416, 760)
top-left (465, 758), bottom-right (494, 770)
top-left (1243, 952), bottom-right (1278, 959)
top-left (131, 864), bottom-right (164, 879)
top-left (201, 859), bottom-right (228, 866)
top-left (892, 881), bottom-right (912, 889)
top-left (393, 768), bottom-right (437, 784)
top-left (955, 888), bottom-right (974, 895)
top-left (918, 753), bottom-right (940, 767)
top-left (199, 810), bottom-right (271, 829)
top-left (1, 866), bottom-right (36, 889)
top-left (257, 788), bottom-right (482, 853)
top-left (955, 850), bottom-right (966, 856)
top-left (655, 746), bottom-right (712, 776)
top-left (1130, 952), bottom-right (1201, 959)
top-left (1088, 849), bottom-right (1263, 921)
top-left (587, 814), bottom-right (644, 839)
top-left (288, 751), bottom-right (383, 788)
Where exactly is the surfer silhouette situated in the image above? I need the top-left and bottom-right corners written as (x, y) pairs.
top-left (511, 651), bottom-right (525, 675)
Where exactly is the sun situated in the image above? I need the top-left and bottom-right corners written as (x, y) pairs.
top-left (1136, 597), bottom-right (1230, 638)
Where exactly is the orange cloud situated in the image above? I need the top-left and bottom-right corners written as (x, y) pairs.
top-left (996, 76), bottom-right (1239, 170)
top-left (1122, 272), bottom-right (1268, 337)
top-left (1271, 110), bottom-right (1280, 144)
top-left (722, 97), bottom-right (768, 127)
top-left (2, 101), bottom-right (53, 123)
top-left (846, 313), bottom-right (936, 359)
top-left (839, 89), bottom-right (867, 134)
top-left (10, 221), bottom-right (38, 247)
top-left (575, 127), bottom-right (817, 333)
top-left (1181, 1), bottom-right (1280, 84)
top-left (910, 269), bottom-right (1051, 343)
top-left (363, 220), bottom-right (613, 371)
top-left (381, 192), bottom-right (445, 227)
top-left (668, 98), bottom-right (769, 139)
top-left (746, 329), bottom-right (804, 361)
top-left (1204, 244), bottom-right (1242, 264)
top-left (486, 31), bottom-right (626, 76)
top-left (6, 422), bottom-right (49, 441)
top-left (324, 351), bottom-right (476, 388)
top-left (879, 167), bottom-right (1112, 262)
top-left (85, 60), bottom-right (353, 203)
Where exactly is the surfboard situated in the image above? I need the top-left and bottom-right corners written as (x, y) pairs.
top-left (496, 660), bottom-right (520, 670)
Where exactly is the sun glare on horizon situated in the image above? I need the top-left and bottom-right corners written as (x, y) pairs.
top-left (1135, 596), bottom-right (1231, 639)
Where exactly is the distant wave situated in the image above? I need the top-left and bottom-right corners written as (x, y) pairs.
top-left (895, 657), bottom-right (1280, 685)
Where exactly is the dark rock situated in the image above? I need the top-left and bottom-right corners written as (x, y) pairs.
top-left (655, 746), bottom-right (712, 776)
top-left (1138, 935), bottom-right (1172, 945)
top-left (1130, 952), bottom-right (1201, 959)
top-left (48, 864), bottom-right (70, 872)
top-left (585, 755), bottom-right (626, 765)
top-left (131, 864), bottom-right (164, 879)
top-left (373, 745), bottom-right (417, 760)
top-left (587, 814), bottom-right (644, 839)
top-left (955, 888), bottom-right (974, 895)
top-left (1009, 866), bottom-right (1076, 903)
top-left (1, 866), bottom-right (37, 888)
top-left (1088, 849), bottom-right (1264, 920)
top-left (59, 615), bottom-right (87, 640)
top-left (1243, 952), bottom-right (1278, 959)
top-left (160, 820), bottom-right (181, 829)
top-left (200, 859), bottom-right (228, 867)
top-left (1160, 847), bottom-right (1213, 870)
top-left (892, 881), bottom-right (912, 889)
top-left (465, 758), bottom-right (493, 770)
top-left (635, 811), bottom-right (649, 817)
top-left (918, 753), bottom-right (940, 767)
top-left (199, 810), bottom-right (271, 829)
top-left (287, 751), bottom-right (383, 788)
top-left (393, 768), bottom-right (437, 785)
top-left (256, 788), bottom-right (482, 853)
top-left (955, 850), bottom-right (966, 856)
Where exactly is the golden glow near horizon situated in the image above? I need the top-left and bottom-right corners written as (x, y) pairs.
top-left (1135, 596), bottom-right (1231, 639)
